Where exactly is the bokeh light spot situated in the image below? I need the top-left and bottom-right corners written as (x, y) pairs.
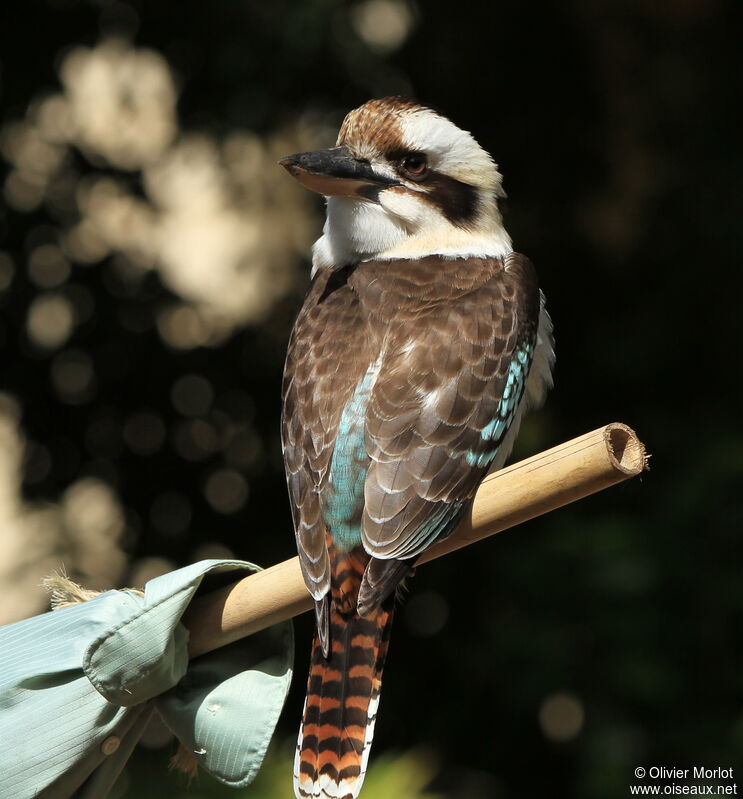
top-left (129, 556), bottom-right (175, 588)
top-left (50, 349), bottom-right (96, 404)
top-left (63, 220), bottom-right (110, 263)
top-left (59, 39), bottom-right (177, 169)
top-left (28, 244), bottom-right (71, 288)
top-left (189, 419), bottom-right (220, 454)
top-left (156, 304), bottom-right (225, 350)
top-left (538, 692), bottom-right (585, 742)
top-left (351, 0), bottom-right (415, 54)
top-left (172, 420), bottom-right (210, 461)
top-left (204, 468), bottom-right (249, 514)
top-left (63, 477), bottom-right (124, 542)
top-left (4, 169), bottom-right (46, 211)
top-left (224, 426), bottom-right (263, 469)
top-left (26, 292), bottom-right (75, 349)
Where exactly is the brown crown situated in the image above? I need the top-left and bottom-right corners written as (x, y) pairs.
top-left (337, 96), bottom-right (425, 157)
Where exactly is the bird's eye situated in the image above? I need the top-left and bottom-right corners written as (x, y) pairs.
top-left (400, 153), bottom-right (428, 180)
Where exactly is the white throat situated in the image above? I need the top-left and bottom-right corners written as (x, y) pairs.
top-left (312, 195), bottom-right (513, 273)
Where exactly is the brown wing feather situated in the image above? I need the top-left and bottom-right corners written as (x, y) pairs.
top-left (352, 253), bottom-right (540, 566)
top-left (282, 266), bottom-right (373, 601)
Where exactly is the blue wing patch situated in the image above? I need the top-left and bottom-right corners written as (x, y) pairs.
top-left (454, 342), bottom-right (533, 468)
top-left (326, 344), bottom-right (533, 551)
top-left (323, 365), bottom-right (378, 550)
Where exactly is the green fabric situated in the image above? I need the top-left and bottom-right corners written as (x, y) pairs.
top-left (0, 559), bottom-right (294, 799)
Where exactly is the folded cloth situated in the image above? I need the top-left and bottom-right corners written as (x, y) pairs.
top-left (0, 559), bottom-right (294, 799)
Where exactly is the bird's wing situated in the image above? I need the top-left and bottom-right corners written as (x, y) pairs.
top-left (360, 252), bottom-right (541, 563)
top-left (281, 266), bottom-right (371, 605)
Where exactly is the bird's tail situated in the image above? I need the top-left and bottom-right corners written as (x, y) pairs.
top-left (293, 590), bottom-right (393, 799)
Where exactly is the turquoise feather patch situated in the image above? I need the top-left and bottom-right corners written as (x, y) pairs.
top-left (454, 342), bottom-right (533, 469)
top-left (323, 365), bottom-right (378, 551)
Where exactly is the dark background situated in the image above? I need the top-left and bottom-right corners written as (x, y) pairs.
top-left (1, 1), bottom-right (742, 797)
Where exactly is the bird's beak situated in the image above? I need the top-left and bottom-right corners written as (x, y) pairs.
top-left (279, 145), bottom-right (398, 199)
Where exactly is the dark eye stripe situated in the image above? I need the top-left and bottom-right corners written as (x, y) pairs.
top-left (382, 148), bottom-right (479, 226)
top-left (423, 170), bottom-right (479, 227)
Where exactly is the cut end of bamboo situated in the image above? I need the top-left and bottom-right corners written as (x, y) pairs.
top-left (415, 422), bottom-right (648, 565)
top-left (604, 422), bottom-right (648, 475)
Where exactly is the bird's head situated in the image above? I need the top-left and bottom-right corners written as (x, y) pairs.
top-left (280, 97), bottom-right (511, 269)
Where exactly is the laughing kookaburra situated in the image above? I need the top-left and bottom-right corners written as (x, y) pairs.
top-left (279, 96), bottom-right (554, 799)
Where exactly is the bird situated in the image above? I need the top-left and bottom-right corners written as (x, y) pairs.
top-left (279, 96), bottom-right (554, 799)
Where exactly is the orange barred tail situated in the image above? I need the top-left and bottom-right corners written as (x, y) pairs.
top-left (293, 601), bottom-right (394, 799)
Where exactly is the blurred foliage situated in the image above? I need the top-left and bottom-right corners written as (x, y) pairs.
top-left (114, 743), bottom-right (442, 799)
top-left (1, 0), bottom-right (742, 797)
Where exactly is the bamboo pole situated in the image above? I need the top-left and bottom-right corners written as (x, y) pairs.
top-left (184, 422), bottom-right (647, 658)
